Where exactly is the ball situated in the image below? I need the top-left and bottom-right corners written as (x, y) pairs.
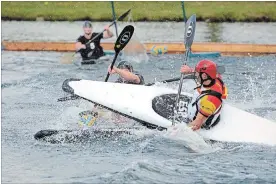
top-left (150, 45), bottom-right (168, 56)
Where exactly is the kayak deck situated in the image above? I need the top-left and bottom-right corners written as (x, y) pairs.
top-left (59, 78), bottom-right (276, 146)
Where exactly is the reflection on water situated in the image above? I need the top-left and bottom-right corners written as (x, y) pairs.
top-left (206, 23), bottom-right (223, 42)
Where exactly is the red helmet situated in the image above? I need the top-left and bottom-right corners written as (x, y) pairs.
top-left (195, 60), bottom-right (217, 79)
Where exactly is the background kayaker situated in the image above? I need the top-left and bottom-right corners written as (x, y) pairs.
top-left (108, 60), bottom-right (145, 85)
top-left (180, 59), bottom-right (228, 131)
top-left (75, 21), bottom-right (114, 61)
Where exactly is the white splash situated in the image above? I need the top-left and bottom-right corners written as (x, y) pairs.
top-left (164, 123), bottom-right (215, 153)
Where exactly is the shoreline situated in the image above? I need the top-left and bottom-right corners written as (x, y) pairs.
top-left (2, 2), bottom-right (276, 23)
top-left (1, 17), bottom-right (274, 23)
top-left (2, 41), bottom-right (276, 56)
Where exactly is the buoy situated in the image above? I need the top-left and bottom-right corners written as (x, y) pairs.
top-left (150, 45), bottom-right (168, 56)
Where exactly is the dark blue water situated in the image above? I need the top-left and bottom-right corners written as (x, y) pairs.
top-left (2, 51), bottom-right (276, 183)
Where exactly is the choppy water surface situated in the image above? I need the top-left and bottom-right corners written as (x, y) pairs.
top-left (2, 51), bottom-right (276, 183)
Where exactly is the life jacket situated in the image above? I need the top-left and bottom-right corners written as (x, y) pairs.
top-left (188, 77), bottom-right (228, 129)
top-left (77, 33), bottom-right (105, 60)
top-left (217, 77), bottom-right (228, 99)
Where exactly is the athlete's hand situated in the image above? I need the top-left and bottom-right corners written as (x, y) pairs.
top-left (188, 119), bottom-right (203, 131)
top-left (180, 65), bottom-right (193, 74)
top-left (104, 25), bottom-right (109, 31)
top-left (81, 44), bottom-right (86, 49)
top-left (108, 65), bottom-right (117, 74)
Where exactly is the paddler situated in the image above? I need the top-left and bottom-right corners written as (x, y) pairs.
top-left (75, 21), bottom-right (114, 61)
top-left (107, 60), bottom-right (145, 122)
top-left (108, 60), bottom-right (145, 85)
top-left (78, 60), bottom-right (144, 127)
top-left (180, 59), bottom-right (228, 131)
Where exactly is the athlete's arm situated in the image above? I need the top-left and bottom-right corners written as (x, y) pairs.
top-left (108, 66), bottom-right (140, 84)
top-left (189, 113), bottom-right (207, 131)
top-left (180, 65), bottom-right (194, 74)
top-left (116, 68), bottom-right (140, 84)
top-left (189, 95), bottom-right (220, 131)
top-left (103, 25), bottom-right (114, 39)
top-left (75, 42), bottom-right (86, 51)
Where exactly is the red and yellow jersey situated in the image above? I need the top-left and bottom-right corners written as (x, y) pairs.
top-left (197, 78), bottom-right (228, 117)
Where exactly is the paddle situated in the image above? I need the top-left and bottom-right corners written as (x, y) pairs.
top-left (181, 1), bottom-right (187, 23)
top-left (173, 14), bottom-right (196, 125)
top-left (86, 9), bottom-right (131, 47)
top-left (104, 25), bottom-right (134, 82)
top-left (145, 65), bottom-right (225, 86)
top-left (57, 25), bottom-right (134, 102)
top-left (145, 74), bottom-right (194, 86)
top-left (81, 23), bottom-right (134, 123)
top-left (61, 9), bottom-right (131, 64)
top-left (57, 64), bottom-right (225, 101)
top-left (111, 1), bottom-right (119, 38)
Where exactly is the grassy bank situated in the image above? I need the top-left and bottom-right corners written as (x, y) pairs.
top-left (2, 1), bottom-right (276, 22)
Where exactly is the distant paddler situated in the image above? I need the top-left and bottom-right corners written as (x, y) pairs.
top-left (75, 21), bottom-right (114, 62)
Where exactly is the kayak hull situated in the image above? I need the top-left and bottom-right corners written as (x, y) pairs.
top-left (80, 55), bottom-right (112, 65)
top-left (62, 79), bottom-right (276, 146)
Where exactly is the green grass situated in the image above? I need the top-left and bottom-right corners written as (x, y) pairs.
top-left (2, 1), bottom-right (276, 22)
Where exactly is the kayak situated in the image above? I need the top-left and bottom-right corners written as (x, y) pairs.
top-left (73, 55), bottom-right (113, 66)
top-left (61, 78), bottom-right (276, 146)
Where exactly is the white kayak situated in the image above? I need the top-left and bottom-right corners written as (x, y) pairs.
top-left (62, 78), bottom-right (276, 146)
top-left (73, 55), bottom-right (113, 66)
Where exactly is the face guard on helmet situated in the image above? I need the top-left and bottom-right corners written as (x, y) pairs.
top-left (194, 59), bottom-right (217, 87)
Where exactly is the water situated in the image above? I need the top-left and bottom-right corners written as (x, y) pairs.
top-left (2, 21), bottom-right (276, 44)
top-left (2, 51), bottom-right (276, 183)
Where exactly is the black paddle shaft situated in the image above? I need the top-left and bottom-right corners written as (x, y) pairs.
top-left (85, 9), bottom-right (131, 47)
top-left (145, 74), bottom-right (195, 86)
top-left (105, 53), bottom-right (119, 82)
top-left (74, 9), bottom-right (131, 54)
top-left (104, 25), bottom-right (134, 82)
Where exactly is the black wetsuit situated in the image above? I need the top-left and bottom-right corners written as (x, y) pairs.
top-left (77, 33), bottom-right (105, 61)
top-left (115, 72), bottom-right (145, 85)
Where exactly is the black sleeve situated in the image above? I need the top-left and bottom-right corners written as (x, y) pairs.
top-left (134, 72), bottom-right (145, 85)
top-left (93, 32), bottom-right (103, 40)
top-left (99, 32), bottom-right (104, 39)
top-left (76, 36), bottom-right (84, 43)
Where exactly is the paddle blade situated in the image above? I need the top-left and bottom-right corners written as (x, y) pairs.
top-left (60, 52), bottom-right (75, 64)
top-left (118, 9), bottom-right (131, 21)
top-left (114, 25), bottom-right (134, 53)
top-left (184, 14), bottom-right (196, 49)
top-left (104, 25), bottom-right (134, 82)
top-left (78, 110), bottom-right (99, 128)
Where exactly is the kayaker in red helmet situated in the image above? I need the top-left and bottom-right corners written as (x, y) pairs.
top-left (180, 59), bottom-right (228, 131)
